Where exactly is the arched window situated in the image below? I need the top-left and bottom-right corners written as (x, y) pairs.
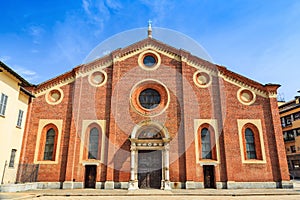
top-left (201, 128), bottom-right (212, 159)
top-left (245, 128), bottom-right (257, 159)
top-left (88, 127), bottom-right (99, 159)
top-left (43, 128), bottom-right (56, 160)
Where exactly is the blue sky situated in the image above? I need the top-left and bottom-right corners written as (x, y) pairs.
top-left (0, 0), bottom-right (299, 101)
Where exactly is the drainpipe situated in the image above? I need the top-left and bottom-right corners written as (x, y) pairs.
top-left (1, 160), bottom-right (7, 184)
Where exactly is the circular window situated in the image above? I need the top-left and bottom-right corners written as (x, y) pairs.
top-left (237, 88), bottom-right (256, 105)
top-left (49, 90), bottom-right (61, 102)
top-left (130, 79), bottom-right (170, 117)
top-left (46, 88), bottom-right (63, 105)
top-left (193, 71), bottom-right (211, 88)
top-left (240, 90), bottom-right (253, 103)
top-left (88, 70), bottom-right (107, 87)
top-left (143, 55), bottom-right (156, 67)
top-left (138, 50), bottom-right (161, 71)
top-left (139, 88), bottom-right (161, 109)
top-left (91, 72), bottom-right (104, 84)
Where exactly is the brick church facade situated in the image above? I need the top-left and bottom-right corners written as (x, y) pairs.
top-left (18, 32), bottom-right (291, 189)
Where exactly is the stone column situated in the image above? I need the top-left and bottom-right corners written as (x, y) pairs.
top-left (128, 145), bottom-right (139, 190)
top-left (163, 144), bottom-right (171, 190)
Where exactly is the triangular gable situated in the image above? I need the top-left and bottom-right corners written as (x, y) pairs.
top-left (31, 37), bottom-right (279, 98)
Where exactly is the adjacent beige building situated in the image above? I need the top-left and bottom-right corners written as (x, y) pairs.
top-left (279, 94), bottom-right (300, 178)
top-left (0, 61), bottom-right (33, 184)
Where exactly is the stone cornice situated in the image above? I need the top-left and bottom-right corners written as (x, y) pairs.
top-left (31, 38), bottom-right (279, 99)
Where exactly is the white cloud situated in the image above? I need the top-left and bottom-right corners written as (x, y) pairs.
top-left (82, 0), bottom-right (91, 15)
top-left (140, 0), bottom-right (173, 25)
top-left (13, 66), bottom-right (39, 81)
top-left (28, 26), bottom-right (44, 37)
top-left (81, 0), bottom-right (122, 25)
top-left (26, 25), bottom-right (45, 44)
top-left (106, 0), bottom-right (122, 10)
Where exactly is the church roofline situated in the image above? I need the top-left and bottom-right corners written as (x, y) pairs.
top-left (31, 37), bottom-right (279, 96)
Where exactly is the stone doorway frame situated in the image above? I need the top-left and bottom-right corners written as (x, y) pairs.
top-left (128, 122), bottom-right (171, 190)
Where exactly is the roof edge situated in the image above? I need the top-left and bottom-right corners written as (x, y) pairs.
top-left (0, 61), bottom-right (32, 87)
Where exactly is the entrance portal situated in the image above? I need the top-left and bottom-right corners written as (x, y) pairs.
top-left (203, 165), bottom-right (215, 188)
top-left (84, 165), bottom-right (96, 188)
top-left (138, 150), bottom-right (162, 189)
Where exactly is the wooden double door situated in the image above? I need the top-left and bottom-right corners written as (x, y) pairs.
top-left (138, 150), bottom-right (162, 189)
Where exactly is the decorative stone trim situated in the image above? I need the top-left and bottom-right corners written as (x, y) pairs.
top-left (237, 119), bottom-right (267, 164)
top-left (219, 72), bottom-right (268, 98)
top-left (45, 87), bottom-right (64, 105)
top-left (193, 71), bottom-right (212, 88)
top-left (88, 69), bottom-right (107, 87)
top-left (130, 79), bottom-right (170, 117)
top-left (237, 88), bottom-right (256, 105)
top-left (82, 161), bottom-right (100, 166)
top-left (33, 119), bottom-right (63, 164)
top-left (79, 120), bottom-right (106, 164)
top-left (138, 50), bottom-right (161, 71)
top-left (194, 119), bottom-right (220, 164)
top-left (33, 40), bottom-right (271, 100)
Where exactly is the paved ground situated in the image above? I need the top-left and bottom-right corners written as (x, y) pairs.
top-left (30, 196), bottom-right (300, 200)
top-left (0, 180), bottom-right (299, 200)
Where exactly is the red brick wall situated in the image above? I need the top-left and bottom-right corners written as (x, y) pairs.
top-left (18, 50), bottom-right (289, 185)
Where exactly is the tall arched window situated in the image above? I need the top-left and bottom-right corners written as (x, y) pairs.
top-left (43, 128), bottom-right (56, 160)
top-left (245, 128), bottom-right (257, 159)
top-left (88, 127), bottom-right (99, 159)
top-left (201, 128), bottom-right (212, 159)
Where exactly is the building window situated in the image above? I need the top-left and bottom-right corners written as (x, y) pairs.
top-left (16, 110), bottom-right (24, 127)
top-left (291, 145), bottom-right (296, 153)
top-left (292, 160), bottom-right (300, 169)
top-left (285, 115), bottom-right (292, 126)
top-left (143, 55), bottom-right (157, 67)
top-left (201, 128), bottom-right (212, 159)
top-left (0, 93), bottom-right (8, 116)
top-left (285, 130), bottom-right (295, 141)
top-left (43, 128), bottom-right (56, 160)
top-left (9, 149), bottom-right (17, 167)
top-left (281, 117), bottom-right (286, 127)
top-left (138, 88), bottom-right (161, 109)
top-left (245, 128), bottom-right (257, 159)
top-left (88, 127), bottom-right (99, 159)
top-left (294, 112), bottom-right (300, 121)
top-left (296, 129), bottom-right (300, 136)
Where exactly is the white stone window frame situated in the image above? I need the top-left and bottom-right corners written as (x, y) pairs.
top-left (138, 50), bottom-right (161, 71)
top-left (194, 119), bottom-right (220, 165)
top-left (34, 119), bottom-right (63, 164)
top-left (237, 119), bottom-right (267, 164)
top-left (88, 69), bottom-right (108, 87)
top-left (45, 87), bottom-right (64, 105)
top-left (237, 88), bottom-right (256, 106)
top-left (79, 120), bottom-right (106, 165)
top-left (193, 70), bottom-right (212, 88)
